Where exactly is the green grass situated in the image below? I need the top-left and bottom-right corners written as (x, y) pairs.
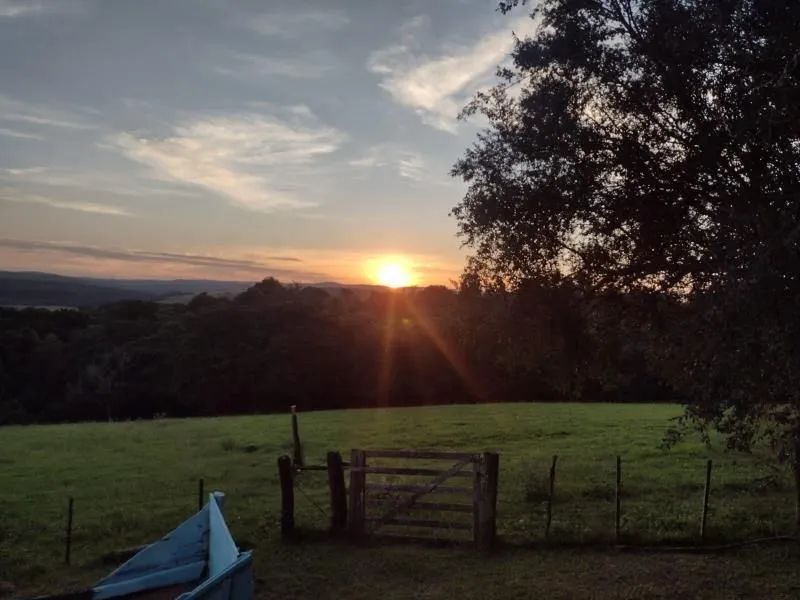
top-left (2, 403), bottom-right (800, 598)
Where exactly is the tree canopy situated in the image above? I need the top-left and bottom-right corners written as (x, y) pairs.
top-left (455, 0), bottom-right (800, 294)
top-left (453, 0), bottom-right (800, 463)
top-left (0, 279), bottom-right (671, 425)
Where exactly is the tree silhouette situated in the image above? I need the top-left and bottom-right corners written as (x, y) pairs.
top-left (454, 0), bottom-right (800, 507)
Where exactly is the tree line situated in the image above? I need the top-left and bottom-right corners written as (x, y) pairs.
top-left (0, 277), bottom-right (673, 424)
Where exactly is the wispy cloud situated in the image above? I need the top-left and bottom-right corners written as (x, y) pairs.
top-left (0, 239), bottom-right (318, 276)
top-left (0, 166), bottom-right (200, 199)
top-left (0, 189), bottom-right (131, 216)
top-left (349, 144), bottom-right (429, 182)
top-left (111, 108), bottom-right (345, 212)
top-left (214, 51), bottom-right (333, 80)
top-left (0, 0), bottom-right (49, 18)
top-left (368, 15), bottom-right (535, 132)
top-left (0, 95), bottom-right (94, 130)
top-left (0, 0), bottom-right (85, 18)
top-left (245, 8), bottom-right (349, 38)
top-left (0, 238), bottom-right (461, 285)
top-left (0, 127), bottom-right (43, 140)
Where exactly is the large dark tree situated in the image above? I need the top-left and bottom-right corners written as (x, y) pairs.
top-left (453, 0), bottom-right (800, 515)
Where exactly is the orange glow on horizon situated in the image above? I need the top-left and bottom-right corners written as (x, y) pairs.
top-left (366, 256), bottom-right (415, 288)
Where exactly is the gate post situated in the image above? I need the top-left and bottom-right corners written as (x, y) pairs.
top-left (476, 452), bottom-right (499, 551)
top-left (277, 455), bottom-right (295, 537)
top-left (348, 449), bottom-right (366, 540)
top-left (327, 451), bottom-right (348, 534)
top-left (472, 457), bottom-right (480, 546)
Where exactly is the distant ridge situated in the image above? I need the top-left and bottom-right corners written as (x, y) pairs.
top-left (0, 270), bottom-right (252, 308)
top-left (0, 271), bottom-right (392, 308)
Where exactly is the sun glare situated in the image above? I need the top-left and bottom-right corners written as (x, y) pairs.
top-left (369, 257), bottom-right (415, 288)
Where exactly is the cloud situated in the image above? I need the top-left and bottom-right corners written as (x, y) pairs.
top-left (245, 8), bottom-right (349, 38)
top-left (368, 15), bottom-right (535, 132)
top-left (111, 108), bottom-right (345, 212)
top-left (0, 127), bottom-right (43, 140)
top-left (349, 144), bottom-right (429, 182)
top-left (0, 239), bottom-right (463, 285)
top-left (3, 167), bottom-right (46, 176)
top-left (0, 0), bottom-right (85, 18)
top-left (214, 51), bottom-right (333, 80)
top-left (0, 189), bottom-right (131, 216)
top-left (0, 0), bottom-right (48, 17)
top-left (0, 239), bottom-right (318, 277)
top-left (0, 166), bottom-right (201, 200)
top-left (0, 95), bottom-right (94, 130)
top-left (0, 165), bottom-right (203, 203)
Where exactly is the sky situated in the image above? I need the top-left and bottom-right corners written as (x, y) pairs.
top-left (0, 0), bottom-right (534, 285)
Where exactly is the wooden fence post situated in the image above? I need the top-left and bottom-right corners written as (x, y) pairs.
top-left (476, 452), bottom-right (499, 551)
top-left (700, 459), bottom-right (712, 540)
top-left (65, 496), bottom-right (74, 565)
top-left (615, 456), bottom-right (622, 543)
top-left (327, 451), bottom-right (347, 534)
top-left (291, 405), bottom-right (304, 467)
top-left (197, 478), bottom-right (204, 512)
top-left (277, 455), bottom-right (295, 537)
top-left (545, 455), bottom-right (558, 540)
top-left (472, 457), bottom-right (480, 546)
top-left (348, 450), bottom-right (366, 540)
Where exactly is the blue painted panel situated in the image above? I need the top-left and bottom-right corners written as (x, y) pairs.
top-left (208, 496), bottom-right (238, 578)
top-left (178, 552), bottom-right (253, 600)
top-left (91, 491), bottom-right (253, 600)
top-left (93, 506), bottom-right (209, 594)
top-left (93, 561), bottom-right (206, 600)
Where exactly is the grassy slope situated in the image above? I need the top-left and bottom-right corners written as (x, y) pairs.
top-left (2, 403), bottom-right (800, 598)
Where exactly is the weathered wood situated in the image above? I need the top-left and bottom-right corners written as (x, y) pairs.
top-left (472, 459), bottom-right (480, 544)
top-left (277, 455), bottom-right (294, 537)
top-left (351, 466), bottom-right (472, 478)
top-left (793, 441), bottom-right (800, 533)
top-left (373, 533), bottom-right (469, 546)
top-left (369, 459), bottom-right (472, 531)
top-left (65, 496), bottom-right (74, 565)
top-left (290, 405), bottom-right (303, 467)
top-left (363, 449), bottom-right (478, 461)
top-left (700, 459), bottom-right (712, 540)
top-left (366, 518), bottom-right (472, 530)
top-left (365, 500), bottom-right (473, 513)
top-left (545, 455), bottom-right (558, 540)
top-left (615, 456), bottom-right (622, 543)
top-left (794, 453), bottom-right (800, 533)
top-left (296, 464), bottom-right (327, 472)
top-left (326, 451), bottom-right (347, 534)
top-left (197, 478), bottom-right (204, 512)
top-left (476, 452), bottom-right (499, 551)
top-left (348, 450), bottom-right (366, 539)
top-left (366, 483), bottom-right (472, 496)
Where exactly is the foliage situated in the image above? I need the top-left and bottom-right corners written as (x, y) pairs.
top-left (453, 0), bottom-right (800, 457)
top-left (0, 278), bottom-right (674, 424)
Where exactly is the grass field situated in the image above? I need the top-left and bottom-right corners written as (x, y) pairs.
top-left (3, 403), bottom-right (800, 598)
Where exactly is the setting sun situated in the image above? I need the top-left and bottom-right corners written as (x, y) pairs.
top-left (367, 257), bottom-right (415, 288)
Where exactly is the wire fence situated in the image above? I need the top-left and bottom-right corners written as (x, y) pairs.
top-left (4, 450), bottom-right (798, 584)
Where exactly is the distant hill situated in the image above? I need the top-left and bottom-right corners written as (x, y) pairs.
top-left (0, 271), bottom-right (391, 308)
top-left (0, 271), bottom-right (252, 308)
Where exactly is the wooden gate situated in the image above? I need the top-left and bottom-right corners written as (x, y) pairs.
top-left (347, 449), bottom-right (499, 549)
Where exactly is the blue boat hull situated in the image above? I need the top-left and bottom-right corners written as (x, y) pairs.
top-left (90, 492), bottom-right (253, 600)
